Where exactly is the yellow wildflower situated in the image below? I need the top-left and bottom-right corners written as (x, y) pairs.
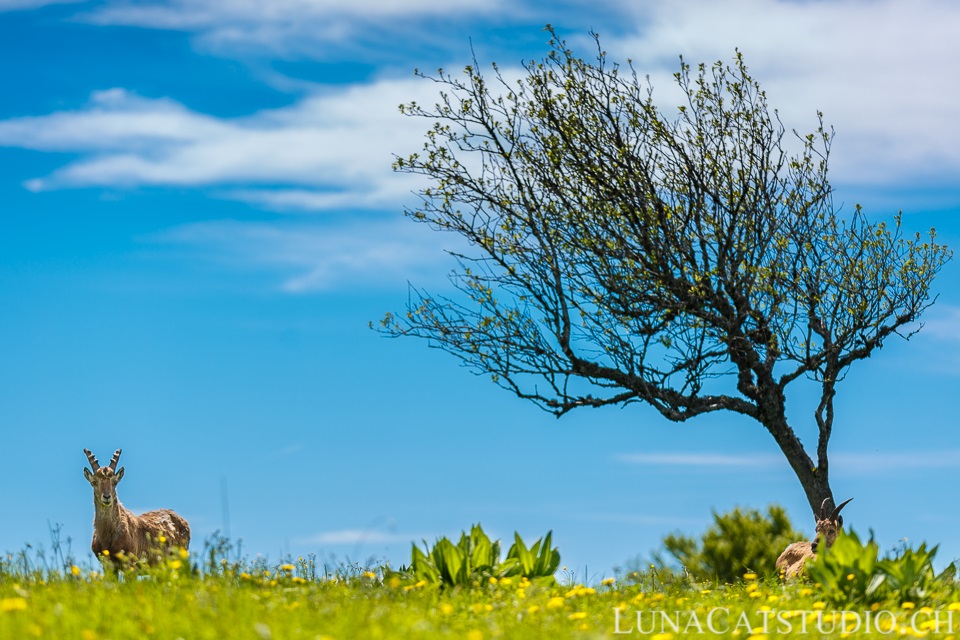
top-left (903, 602), bottom-right (916, 610)
top-left (70, 565), bottom-right (81, 577)
top-left (547, 596), bottom-right (565, 609)
top-left (601, 577), bottom-right (615, 586)
top-left (363, 571), bottom-right (377, 579)
top-left (651, 633), bottom-right (674, 640)
top-left (569, 611), bottom-right (588, 620)
top-left (439, 603), bottom-right (454, 616)
top-left (280, 564), bottom-right (295, 572)
top-left (743, 572), bottom-right (758, 580)
top-left (527, 605), bottom-right (540, 614)
top-left (466, 631), bottom-right (483, 640)
top-left (813, 602), bottom-right (827, 610)
top-left (0, 598), bottom-right (27, 612)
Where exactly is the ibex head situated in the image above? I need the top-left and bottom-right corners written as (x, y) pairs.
top-left (83, 448), bottom-right (125, 508)
top-left (810, 497), bottom-right (852, 552)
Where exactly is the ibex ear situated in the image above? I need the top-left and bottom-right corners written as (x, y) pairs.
top-left (83, 468), bottom-right (94, 484)
top-left (115, 467), bottom-right (125, 483)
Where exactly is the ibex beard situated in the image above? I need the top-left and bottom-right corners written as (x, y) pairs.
top-left (83, 448), bottom-right (191, 568)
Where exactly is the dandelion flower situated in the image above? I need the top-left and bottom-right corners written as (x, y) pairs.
top-left (70, 565), bottom-right (81, 577)
top-left (601, 577), bottom-right (615, 586)
top-left (0, 598), bottom-right (27, 612)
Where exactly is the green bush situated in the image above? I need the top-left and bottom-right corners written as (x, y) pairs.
top-left (658, 505), bottom-right (803, 582)
top-left (806, 529), bottom-right (957, 606)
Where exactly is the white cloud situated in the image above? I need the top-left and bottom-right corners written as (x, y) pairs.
top-left (153, 217), bottom-right (457, 292)
top-left (0, 0), bottom-right (83, 10)
top-left (82, 0), bottom-right (508, 58)
top-left (916, 305), bottom-right (960, 342)
top-left (6, 0), bottom-right (960, 200)
top-left (617, 449), bottom-right (960, 475)
top-left (298, 528), bottom-right (420, 546)
top-left (616, 452), bottom-right (782, 468)
top-left (600, 0), bottom-right (960, 186)
top-left (0, 81), bottom-right (432, 204)
top-left (832, 450), bottom-right (960, 475)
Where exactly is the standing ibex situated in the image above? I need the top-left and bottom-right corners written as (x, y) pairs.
top-left (83, 448), bottom-right (191, 567)
top-left (776, 497), bottom-right (853, 578)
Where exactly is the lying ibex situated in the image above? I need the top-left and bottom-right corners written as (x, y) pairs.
top-left (776, 497), bottom-right (853, 578)
top-left (83, 448), bottom-right (191, 567)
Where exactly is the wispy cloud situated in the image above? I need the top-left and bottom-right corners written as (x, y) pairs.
top-left (81, 0), bottom-right (509, 60)
top-left (298, 528), bottom-right (420, 546)
top-left (6, 0), bottom-right (960, 198)
top-left (601, 0), bottom-right (960, 186)
top-left (916, 305), bottom-right (960, 342)
top-left (0, 0), bottom-right (83, 11)
top-left (832, 450), bottom-right (960, 475)
top-left (616, 452), bottom-right (781, 468)
top-left (0, 82), bottom-right (430, 205)
top-left (153, 217), bottom-right (456, 292)
top-left (617, 449), bottom-right (960, 476)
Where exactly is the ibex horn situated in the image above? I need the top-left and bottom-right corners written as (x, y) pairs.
top-left (831, 497), bottom-right (853, 521)
top-left (108, 449), bottom-right (122, 471)
top-left (818, 497), bottom-right (834, 520)
top-left (84, 448), bottom-right (100, 471)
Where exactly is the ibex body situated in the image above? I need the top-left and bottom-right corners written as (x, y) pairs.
top-left (776, 497), bottom-right (852, 578)
top-left (83, 448), bottom-right (191, 567)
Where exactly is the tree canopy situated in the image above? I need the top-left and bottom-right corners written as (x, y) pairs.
top-left (381, 28), bottom-right (951, 514)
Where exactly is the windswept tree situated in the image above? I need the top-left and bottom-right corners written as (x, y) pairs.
top-left (380, 29), bottom-right (951, 516)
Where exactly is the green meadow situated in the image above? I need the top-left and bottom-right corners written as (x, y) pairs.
top-left (3, 524), bottom-right (960, 639)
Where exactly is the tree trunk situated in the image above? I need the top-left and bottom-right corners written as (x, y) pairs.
top-left (762, 411), bottom-right (834, 518)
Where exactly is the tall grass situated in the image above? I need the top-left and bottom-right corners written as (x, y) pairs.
top-left (4, 527), bottom-right (960, 639)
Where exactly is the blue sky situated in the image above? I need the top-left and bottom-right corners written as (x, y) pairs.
top-left (2, 0), bottom-right (960, 577)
